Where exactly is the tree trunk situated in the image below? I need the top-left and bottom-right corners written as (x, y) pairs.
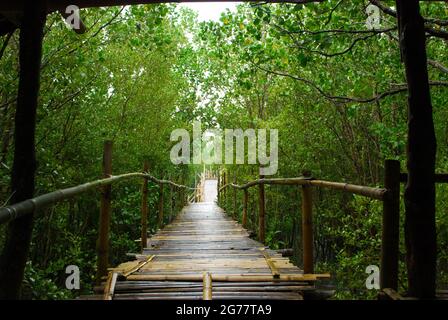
top-left (0, 1), bottom-right (47, 299)
top-left (396, 0), bottom-right (437, 298)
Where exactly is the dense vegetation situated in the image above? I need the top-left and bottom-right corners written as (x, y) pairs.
top-left (0, 1), bottom-right (447, 299)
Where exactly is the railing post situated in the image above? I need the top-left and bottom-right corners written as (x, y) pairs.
top-left (140, 161), bottom-right (149, 252)
top-left (242, 189), bottom-right (248, 228)
top-left (381, 159), bottom-right (400, 291)
top-left (301, 181), bottom-right (314, 274)
top-left (233, 173), bottom-right (237, 218)
top-left (158, 182), bottom-right (164, 229)
top-left (169, 175), bottom-right (174, 223)
top-left (258, 174), bottom-right (266, 243)
top-left (217, 171), bottom-right (221, 203)
top-left (223, 171), bottom-right (226, 204)
top-left (96, 140), bottom-right (112, 283)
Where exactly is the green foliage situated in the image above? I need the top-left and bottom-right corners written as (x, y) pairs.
top-left (0, 1), bottom-right (447, 300)
top-left (22, 262), bottom-right (73, 300)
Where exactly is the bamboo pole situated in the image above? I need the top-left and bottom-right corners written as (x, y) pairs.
top-left (103, 272), bottom-right (118, 300)
top-left (233, 172), bottom-right (237, 218)
top-left (158, 182), bottom-right (164, 229)
top-left (0, 172), bottom-right (195, 226)
top-left (258, 174), bottom-right (266, 243)
top-left (242, 189), bottom-right (248, 228)
top-left (217, 171), bottom-right (221, 203)
top-left (96, 140), bottom-right (113, 283)
top-left (203, 272), bottom-right (212, 300)
top-left (381, 160), bottom-right (400, 291)
top-left (169, 175), bottom-right (174, 223)
top-left (223, 171), bottom-right (227, 204)
top-left (219, 178), bottom-right (386, 200)
top-left (140, 161), bottom-right (149, 252)
top-left (127, 273), bottom-right (331, 282)
top-left (308, 180), bottom-right (385, 200)
top-left (301, 183), bottom-right (314, 274)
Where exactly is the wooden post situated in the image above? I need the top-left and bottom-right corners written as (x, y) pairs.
top-left (396, 0), bottom-right (437, 298)
top-left (194, 176), bottom-right (197, 202)
top-left (203, 272), bottom-right (212, 300)
top-left (158, 182), bottom-right (164, 229)
top-left (381, 160), bottom-right (401, 291)
top-left (258, 175), bottom-right (266, 243)
top-left (96, 140), bottom-right (113, 282)
top-left (223, 171), bottom-right (226, 204)
top-left (140, 161), bottom-right (149, 252)
top-left (180, 178), bottom-right (186, 206)
top-left (169, 176), bottom-right (174, 223)
top-left (242, 189), bottom-right (248, 228)
top-left (217, 171), bottom-right (221, 203)
top-left (233, 172), bottom-right (237, 218)
top-left (301, 183), bottom-right (314, 274)
top-left (0, 0), bottom-right (47, 299)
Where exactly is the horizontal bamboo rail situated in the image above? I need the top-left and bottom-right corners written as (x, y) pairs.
top-left (219, 177), bottom-right (386, 200)
top-left (1, 141), bottom-right (198, 283)
top-left (0, 172), bottom-right (196, 225)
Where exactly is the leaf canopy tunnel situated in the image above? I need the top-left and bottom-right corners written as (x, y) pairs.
top-left (0, 0), bottom-right (447, 300)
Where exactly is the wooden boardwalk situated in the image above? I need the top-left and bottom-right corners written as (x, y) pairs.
top-left (96, 180), bottom-right (329, 300)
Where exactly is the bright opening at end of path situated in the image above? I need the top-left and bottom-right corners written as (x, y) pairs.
top-left (203, 179), bottom-right (218, 203)
top-left (178, 2), bottom-right (239, 22)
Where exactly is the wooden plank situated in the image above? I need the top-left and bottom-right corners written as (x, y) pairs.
top-left (123, 255), bottom-right (155, 277)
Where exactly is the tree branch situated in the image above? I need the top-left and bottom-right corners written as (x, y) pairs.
top-left (370, 0), bottom-right (448, 40)
top-left (428, 59), bottom-right (448, 74)
top-left (257, 66), bottom-right (448, 104)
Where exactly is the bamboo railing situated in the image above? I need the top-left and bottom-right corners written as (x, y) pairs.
top-left (0, 141), bottom-right (196, 282)
top-left (217, 162), bottom-right (448, 294)
top-left (217, 161), bottom-right (395, 278)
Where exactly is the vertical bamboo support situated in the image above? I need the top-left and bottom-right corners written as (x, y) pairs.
top-left (140, 161), bottom-right (149, 252)
top-left (96, 140), bottom-right (113, 282)
top-left (233, 172), bottom-right (237, 218)
top-left (169, 177), bottom-right (174, 223)
top-left (242, 189), bottom-right (248, 228)
top-left (158, 182), bottom-right (164, 229)
top-left (203, 272), bottom-right (212, 300)
top-left (194, 176), bottom-right (197, 202)
top-left (217, 171), bottom-right (221, 203)
top-left (381, 160), bottom-right (400, 291)
top-left (301, 183), bottom-right (313, 274)
top-left (258, 175), bottom-right (266, 243)
top-left (223, 171), bottom-right (227, 204)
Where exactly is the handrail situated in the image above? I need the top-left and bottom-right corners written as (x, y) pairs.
top-left (219, 177), bottom-right (387, 200)
top-left (0, 141), bottom-right (201, 284)
top-left (218, 160), bottom-right (448, 291)
top-left (216, 162), bottom-right (397, 277)
top-left (0, 172), bottom-right (196, 225)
